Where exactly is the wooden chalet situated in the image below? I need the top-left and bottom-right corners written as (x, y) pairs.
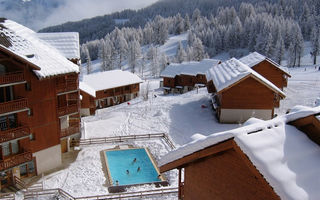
top-left (239, 52), bottom-right (291, 90)
top-left (0, 19), bottom-right (80, 189)
top-left (159, 106), bottom-right (320, 200)
top-left (160, 59), bottom-right (221, 94)
top-left (206, 58), bottom-right (285, 123)
top-left (80, 70), bottom-right (142, 116)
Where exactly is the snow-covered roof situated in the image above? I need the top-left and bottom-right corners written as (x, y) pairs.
top-left (0, 19), bottom-right (79, 79)
top-left (206, 58), bottom-right (285, 97)
top-left (79, 82), bottom-right (96, 97)
top-left (80, 70), bottom-right (143, 96)
top-left (37, 32), bottom-right (80, 60)
top-left (160, 105), bottom-right (320, 200)
top-left (160, 59), bottom-right (220, 78)
top-left (239, 52), bottom-right (290, 75)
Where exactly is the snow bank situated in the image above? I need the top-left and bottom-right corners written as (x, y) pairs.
top-left (160, 106), bottom-right (320, 200)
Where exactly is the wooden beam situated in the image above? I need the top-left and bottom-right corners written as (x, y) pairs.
top-left (160, 139), bottom-right (234, 173)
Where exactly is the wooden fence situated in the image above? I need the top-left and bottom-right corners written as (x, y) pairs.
top-left (71, 133), bottom-right (175, 149)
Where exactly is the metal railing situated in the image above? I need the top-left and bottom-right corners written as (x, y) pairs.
top-left (0, 151), bottom-right (32, 171)
top-left (0, 192), bottom-right (15, 200)
top-left (0, 98), bottom-right (28, 115)
top-left (24, 187), bottom-right (178, 200)
top-left (0, 125), bottom-right (30, 143)
top-left (0, 71), bottom-right (25, 85)
top-left (71, 133), bottom-right (175, 149)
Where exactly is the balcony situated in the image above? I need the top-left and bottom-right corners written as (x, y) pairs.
top-left (0, 71), bottom-right (25, 86)
top-left (56, 79), bottom-right (78, 94)
top-left (60, 125), bottom-right (80, 138)
top-left (0, 151), bottom-right (32, 171)
top-left (0, 125), bottom-right (30, 143)
top-left (57, 104), bottom-right (79, 117)
top-left (0, 98), bottom-right (28, 116)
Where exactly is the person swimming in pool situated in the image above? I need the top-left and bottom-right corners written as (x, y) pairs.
top-left (133, 158), bottom-right (137, 162)
top-left (115, 180), bottom-right (119, 186)
top-left (126, 170), bottom-right (129, 174)
top-left (137, 167), bottom-right (141, 172)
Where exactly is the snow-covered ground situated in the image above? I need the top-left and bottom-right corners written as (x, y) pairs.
top-left (35, 33), bottom-right (320, 198)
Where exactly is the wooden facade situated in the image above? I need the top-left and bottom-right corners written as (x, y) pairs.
top-left (207, 75), bottom-right (284, 123)
top-left (0, 45), bottom-right (80, 189)
top-left (160, 139), bottom-right (280, 200)
top-left (163, 74), bottom-right (208, 94)
top-left (251, 60), bottom-right (291, 90)
top-left (81, 83), bottom-right (140, 116)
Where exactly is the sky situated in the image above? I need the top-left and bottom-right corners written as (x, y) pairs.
top-left (40, 0), bottom-right (159, 28)
top-left (0, 0), bottom-right (159, 30)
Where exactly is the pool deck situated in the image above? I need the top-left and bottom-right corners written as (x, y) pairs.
top-left (102, 146), bottom-right (168, 193)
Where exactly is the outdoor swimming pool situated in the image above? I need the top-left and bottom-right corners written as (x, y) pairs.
top-left (104, 148), bottom-right (163, 186)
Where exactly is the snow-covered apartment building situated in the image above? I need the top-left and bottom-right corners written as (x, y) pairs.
top-left (160, 105), bottom-right (320, 200)
top-left (80, 70), bottom-right (142, 116)
top-left (0, 19), bottom-right (80, 189)
top-left (160, 59), bottom-right (221, 94)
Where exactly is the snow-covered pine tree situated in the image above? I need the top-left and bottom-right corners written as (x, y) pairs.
top-left (175, 13), bottom-right (185, 35)
top-left (273, 32), bottom-right (285, 64)
top-left (184, 14), bottom-right (191, 31)
top-left (128, 39), bottom-right (141, 73)
top-left (176, 41), bottom-right (187, 63)
top-left (112, 28), bottom-right (128, 69)
top-left (186, 45), bottom-right (194, 61)
top-left (192, 37), bottom-right (206, 61)
top-left (152, 15), bottom-right (168, 45)
top-left (83, 46), bottom-right (92, 74)
top-left (311, 27), bottom-right (320, 64)
top-left (159, 53), bottom-right (169, 73)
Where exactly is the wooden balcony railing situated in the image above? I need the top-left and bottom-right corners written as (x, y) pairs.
top-left (0, 71), bottom-right (25, 85)
top-left (0, 151), bottom-right (32, 171)
top-left (0, 98), bottom-right (28, 115)
top-left (57, 104), bottom-right (79, 117)
top-left (60, 125), bottom-right (80, 138)
top-left (56, 80), bottom-right (78, 94)
top-left (0, 125), bottom-right (30, 143)
top-left (67, 92), bottom-right (79, 100)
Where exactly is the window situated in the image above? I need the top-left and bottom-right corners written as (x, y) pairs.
top-left (25, 82), bottom-right (31, 91)
top-left (115, 88), bottom-right (120, 93)
top-left (29, 133), bottom-right (35, 141)
top-left (20, 165), bottom-right (27, 176)
top-left (125, 86), bottom-right (130, 91)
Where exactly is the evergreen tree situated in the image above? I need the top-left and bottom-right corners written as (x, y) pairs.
top-left (128, 39), bottom-right (141, 73)
top-left (192, 37), bottom-right (205, 61)
top-left (176, 41), bottom-right (187, 63)
top-left (311, 27), bottom-right (320, 64)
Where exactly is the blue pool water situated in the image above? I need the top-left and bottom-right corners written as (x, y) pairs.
top-left (105, 148), bottom-right (161, 186)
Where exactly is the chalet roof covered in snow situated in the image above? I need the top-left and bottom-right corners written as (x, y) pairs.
top-left (160, 105), bottom-right (320, 200)
top-left (239, 52), bottom-right (290, 76)
top-left (160, 59), bottom-right (221, 78)
top-left (0, 19), bottom-right (79, 79)
top-left (206, 58), bottom-right (285, 97)
top-left (80, 70), bottom-right (143, 96)
top-left (37, 32), bottom-right (80, 60)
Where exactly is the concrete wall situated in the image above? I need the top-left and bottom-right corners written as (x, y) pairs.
top-left (33, 144), bottom-right (62, 174)
top-left (220, 108), bottom-right (272, 123)
top-left (80, 108), bottom-right (90, 117)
